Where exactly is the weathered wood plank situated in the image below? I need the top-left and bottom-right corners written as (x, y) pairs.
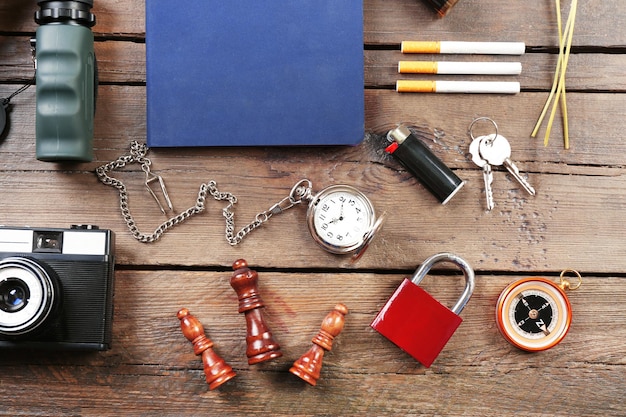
top-left (0, 0), bottom-right (145, 37)
top-left (364, 0), bottom-right (626, 46)
top-left (4, 39), bottom-right (624, 91)
top-left (0, 158), bottom-right (625, 272)
top-left (364, 90), bottom-right (626, 168)
top-left (365, 50), bottom-right (626, 91)
top-left (1, 86), bottom-right (625, 169)
top-left (4, 0), bottom-right (625, 48)
top-left (4, 37), bottom-right (625, 91)
top-left (0, 271), bottom-right (623, 416)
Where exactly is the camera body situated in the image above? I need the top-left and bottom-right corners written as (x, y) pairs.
top-left (34, 0), bottom-right (97, 162)
top-left (0, 225), bottom-right (115, 350)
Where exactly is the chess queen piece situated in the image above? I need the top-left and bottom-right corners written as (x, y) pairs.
top-left (230, 259), bottom-right (283, 364)
top-left (177, 308), bottom-right (236, 390)
top-left (290, 303), bottom-right (348, 386)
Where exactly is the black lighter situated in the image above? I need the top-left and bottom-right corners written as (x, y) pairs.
top-left (386, 125), bottom-right (464, 204)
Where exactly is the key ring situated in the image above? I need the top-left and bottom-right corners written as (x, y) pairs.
top-left (468, 117), bottom-right (499, 145)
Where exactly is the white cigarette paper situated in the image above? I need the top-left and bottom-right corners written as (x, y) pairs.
top-left (398, 61), bottom-right (522, 75)
top-left (396, 80), bottom-right (521, 94)
top-left (401, 41), bottom-right (526, 55)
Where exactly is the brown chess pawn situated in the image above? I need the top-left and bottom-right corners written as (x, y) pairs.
top-left (177, 308), bottom-right (236, 390)
top-left (290, 303), bottom-right (348, 386)
top-left (230, 259), bottom-right (283, 364)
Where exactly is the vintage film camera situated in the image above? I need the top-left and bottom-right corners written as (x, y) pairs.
top-left (0, 225), bottom-right (115, 350)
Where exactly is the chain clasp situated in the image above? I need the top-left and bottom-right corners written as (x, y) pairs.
top-left (267, 179), bottom-right (312, 215)
top-left (145, 171), bottom-right (174, 215)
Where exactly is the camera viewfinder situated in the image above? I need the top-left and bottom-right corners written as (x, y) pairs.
top-left (33, 232), bottom-right (63, 253)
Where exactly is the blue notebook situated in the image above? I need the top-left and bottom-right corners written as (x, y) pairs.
top-left (146, 1), bottom-right (364, 147)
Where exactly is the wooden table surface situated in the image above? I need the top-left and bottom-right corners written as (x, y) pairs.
top-left (1, 1), bottom-right (625, 416)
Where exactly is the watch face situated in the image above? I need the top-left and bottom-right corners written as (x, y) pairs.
top-left (307, 185), bottom-right (375, 254)
top-left (496, 278), bottom-right (572, 352)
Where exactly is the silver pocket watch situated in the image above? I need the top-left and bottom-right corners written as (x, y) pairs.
top-left (267, 179), bottom-right (386, 261)
top-left (305, 182), bottom-right (386, 260)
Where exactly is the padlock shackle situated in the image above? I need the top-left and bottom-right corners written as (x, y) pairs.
top-left (410, 252), bottom-right (475, 315)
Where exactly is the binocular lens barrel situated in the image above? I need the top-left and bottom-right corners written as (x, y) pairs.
top-left (35, 1), bottom-right (95, 26)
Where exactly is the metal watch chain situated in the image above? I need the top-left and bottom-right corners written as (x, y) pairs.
top-left (95, 141), bottom-right (313, 244)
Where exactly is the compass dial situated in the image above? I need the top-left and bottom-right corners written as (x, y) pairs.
top-left (496, 277), bottom-right (572, 351)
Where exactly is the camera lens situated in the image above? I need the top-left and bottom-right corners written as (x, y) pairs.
top-left (0, 279), bottom-right (30, 313)
top-left (0, 257), bottom-right (59, 336)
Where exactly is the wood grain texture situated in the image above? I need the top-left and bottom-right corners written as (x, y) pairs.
top-left (0, 0), bottom-right (624, 416)
top-left (0, 271), bottom-right (624, 416)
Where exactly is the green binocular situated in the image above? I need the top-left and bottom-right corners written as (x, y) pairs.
top-left (34, 0), bottom-right (96, 162)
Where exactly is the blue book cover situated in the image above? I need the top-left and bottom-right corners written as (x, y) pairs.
top-left (146, 1), bottom-right (364, 147)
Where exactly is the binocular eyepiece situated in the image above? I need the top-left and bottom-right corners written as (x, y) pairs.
top-left (35, 1), bottom-right (95, 27)
top-left (34, 0), bottom-right (97, 162)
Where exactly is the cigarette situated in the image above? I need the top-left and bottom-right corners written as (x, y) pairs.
top-left (398, 61), bottom-right (522, 75)
top-left (401, 41), bottom-right (526, 55)
top-left (396, 80), bottom-right (520, 94)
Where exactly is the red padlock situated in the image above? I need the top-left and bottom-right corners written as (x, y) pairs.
top-left (371, 252), bottom-right (475, 367)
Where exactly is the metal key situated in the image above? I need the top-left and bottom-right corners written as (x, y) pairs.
top-left (479, 134), bottom-right (536, 196)
top-left (469, 136), bottom-right (495, 210)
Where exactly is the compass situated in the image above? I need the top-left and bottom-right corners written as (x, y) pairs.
top-left (495, 271), bottom-right (581, 352)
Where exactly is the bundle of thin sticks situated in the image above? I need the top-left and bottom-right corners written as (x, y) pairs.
top-left (531, 0), bottom-right (579, 149)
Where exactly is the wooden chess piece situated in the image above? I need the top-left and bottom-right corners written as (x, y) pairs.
top-left (177, 308), bottom-right (236, 390)
top-left (289, 303), bottom-right (348, 386)
top-left (230, 259), bottom-right (283, 364)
